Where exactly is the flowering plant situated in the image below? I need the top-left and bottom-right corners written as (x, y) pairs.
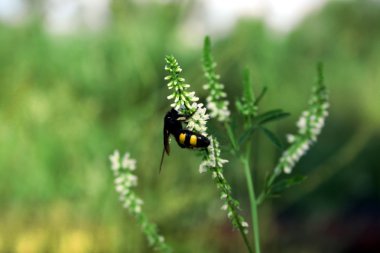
top-left (109, 151), bottom-right (172, 253)
top-left (108, 36), bottom-right (329, 253)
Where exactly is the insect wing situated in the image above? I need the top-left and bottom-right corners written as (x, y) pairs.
top-left (159, 125), bottom-right (171, 174)
top-left (164, 127), bottom-right (170, 155)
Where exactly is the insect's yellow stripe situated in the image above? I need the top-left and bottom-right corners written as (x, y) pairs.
top-left (179, 133), bottom-right (186, 145)
top-left (190, 135), bottom-right (197, 146)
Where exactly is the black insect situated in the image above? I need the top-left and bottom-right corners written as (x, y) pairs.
top-left (159, 108), bottom-right (210, 173)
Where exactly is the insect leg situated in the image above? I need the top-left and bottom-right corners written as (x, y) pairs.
top-left (176, 108), bottom-right (197, 122)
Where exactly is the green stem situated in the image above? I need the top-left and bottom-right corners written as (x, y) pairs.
top-left (224, 122), bottom-right (238, 152)
top-left (209, 138), bottom-right (253, 253)
top-left (215, 173), bottom-right (253, 253)
top-left (229, 200), bottom-right (254, 253)
top-left (241, 150), bottom-right (261, 253)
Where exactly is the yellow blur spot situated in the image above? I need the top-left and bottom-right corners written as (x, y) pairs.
top-left (58, 230), bottom-right (91, 253)
top-left (15, 230), bottom-right (46, 253)
top-left (190, 135), bottom-right (197, 146)
top-left (179, 133), bottom-right (186, 144)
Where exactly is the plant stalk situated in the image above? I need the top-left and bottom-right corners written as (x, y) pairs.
top-left (218, 175), bottom-right (254, 253)
top-left (224, 122), bottom-right (238, 152)
top-left (210, 139), bottom-right (253, 253)
top-left (241, 148), bottom-right (261, 253)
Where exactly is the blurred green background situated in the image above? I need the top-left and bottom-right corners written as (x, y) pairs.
top-left (0, 0), bottom-right (379, 252)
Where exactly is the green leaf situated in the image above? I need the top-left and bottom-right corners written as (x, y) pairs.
top-left (238, 125), bottom-right (258, 146)
top-left (203, 36), bottom-right (212, 68)
top-left (255, 109), bottom-right (290, 125)
top-left (260, 127), bottom-right (284, 150)
top-left (255, 86), bottom-right (268, 106)
top-left (317, 62), bottom-right (324, 88)
top-left (243, 67), bottom-right (255, 103)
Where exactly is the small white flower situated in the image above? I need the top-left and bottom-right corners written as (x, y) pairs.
top-left (199, 162), bottom-right (208, 173)
top-left (122, 152), bottom-right (137, 170)
top-left (123, 199), bottom-right (131, 209)
top-left (221, 204), bottom-right (228, 210)
top-left (283, 166), bottom-right (291, 174)
top-left (241, 221), bottom-right (249, 228)
top-left (185, 103), bottom-right (209, 135)
top-left (287, 134), bottom-right (296, 143)
top-left (217, 106), bottom-right (230, 122)
top-left (135, 198), bottom-right (144, 206)
top-left (114, 176), bottom-right (124, 185)
top-left (134, 205), bottom-right (142, 214)
top-left (301, 141), bottom-right (310, 152)
top-left (316, 117), bottom-right (325, 129)
top-left (206, 100), bottom-right (230, 122)
top-left (109, 150), bottom-right (121, 172)
top-left (217, 158), bottom-right (229, 167)
top-left (127, 174), bottom-right (138, 186)
top-left (115, 184), bottom-right (125, 193)
top-left (297, 116), bottom-right (307, 130)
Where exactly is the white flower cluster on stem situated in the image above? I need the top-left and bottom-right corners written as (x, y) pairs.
top-left (165, 55), bottom-right (209, 135)
top-left (109, 150), bottom-right (172, 253)
top-left (200, 137), bottom-right (249, 234)
top-left (202, 37), bottom-right (230, 122)
top-left (110, 151), bottom-right (142, 213)
top-left (165, 55), bottom-right (249, 242)
top-left (276, 66), bottom-right (329, 174)
top-left (186, 102), bottom-right (209, 135)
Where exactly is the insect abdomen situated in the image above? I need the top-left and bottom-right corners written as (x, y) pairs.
top-left (176, 130), bottom-right (210, 149)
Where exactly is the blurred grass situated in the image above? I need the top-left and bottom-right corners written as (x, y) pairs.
top-left (0, 1), bottom-right (379, 252)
